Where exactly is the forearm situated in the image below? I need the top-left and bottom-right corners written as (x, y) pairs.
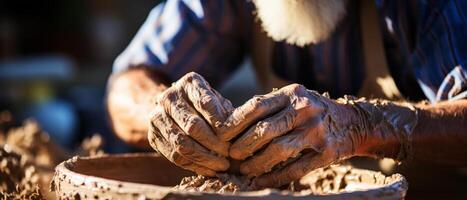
top-left (411, 100), bottom-right (467, 165)
top-left (106, 67), bottom-right (169, 147)
top-left (355, 98), bottom-right (467, 166)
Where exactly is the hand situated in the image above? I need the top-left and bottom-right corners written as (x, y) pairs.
top-left (107, 68), bottom-right (169, 148)
top-left (148, 72), bottom-right (234, 176)
top-left (227, 84), bottom-right (377, 188)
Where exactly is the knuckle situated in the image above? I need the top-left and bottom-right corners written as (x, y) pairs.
top-left (200, 95), bottom-right (216, 109)
top-left (300, 98), bottom-right (314, 108)
top-left (291, 96), bottom-right (314, 111)
top-left (182, 72), bottom-right (202, 83)
top-left (159, 89), bottom-right (178, 105)
top-left (249, 95), bottom-right (267, 111)
top-left (165, 90), bottom-right (179, 102)
top-left (186, 71), bottom-right (200, 78)
top-left (150, 110), bottom-right (165, 127)
top-left (173, 135), bottom-right (191, 154)
top-left (286, 83), bottom-right (306, 94)
top-left (301, 97), bottom-right (313, 105)
top-left (184, 116), bottom-right (204, 134)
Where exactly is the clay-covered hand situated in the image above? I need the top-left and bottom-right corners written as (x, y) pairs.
top-left (148, 72), bottom-right (234, 176)
top-left (227, 84), bottom-right (417, 188)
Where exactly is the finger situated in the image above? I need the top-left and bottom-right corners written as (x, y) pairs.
top-left (160, 89), bottom-right (229, 156)
top-left (148, 126), bottom-right (216, 176)
top-left (230, 106), bottom-right (298, 160)
top-left (149, 107), bottom-right (229, 171)
top-left (252, 151), bottom-right (332, 189)
top-left (239, 131), bottom-right (308, 177)
top-left (177, 72), bottom-right (230, 127)
top-left (240, 124), bottom-right (325, 177)
top-left (219, 89), bottom-right (290, 141)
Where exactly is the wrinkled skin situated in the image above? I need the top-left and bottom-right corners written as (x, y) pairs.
top-left (144, 72), bottom-right (466, 189)
top-left (226, 84), bottom-right (372, 188)
top-left (149, 79), bottom-right (382, 185)
top-left (148, 72), bottom-right (234, 176)
top-left (227, 84), bottom-right (423, 189)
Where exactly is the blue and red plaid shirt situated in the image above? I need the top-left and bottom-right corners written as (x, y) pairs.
top-left (113, 0), bottom-right (467, 103)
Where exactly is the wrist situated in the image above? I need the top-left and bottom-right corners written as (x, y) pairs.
top-left (331, 99), bottom-right (393, 158)
top-left (337, 96), bottom-right (418, 161)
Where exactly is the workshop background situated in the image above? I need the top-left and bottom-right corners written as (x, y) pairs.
top-left (1, 1), bottom-right (466, 199)
top-left (0, 0), bottom-right (260, 153)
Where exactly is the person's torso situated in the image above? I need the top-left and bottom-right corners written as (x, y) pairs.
top-left (269, 0), bottom-right (429, 100)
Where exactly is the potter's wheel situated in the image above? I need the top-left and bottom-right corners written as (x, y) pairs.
top-left (51, 153), bottom-right (408, 200)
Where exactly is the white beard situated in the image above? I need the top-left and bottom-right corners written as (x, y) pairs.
top-left (253, 0), bottom-right (347, 46)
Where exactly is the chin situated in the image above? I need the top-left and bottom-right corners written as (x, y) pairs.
top-left (253, 0), bottom-right (347, 46)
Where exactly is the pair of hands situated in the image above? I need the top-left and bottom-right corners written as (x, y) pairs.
top-left (148, 72), bottom-right (367, 188)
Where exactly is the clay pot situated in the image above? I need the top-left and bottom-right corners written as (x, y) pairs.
top-left (52, 153), bottom-right (408, 200)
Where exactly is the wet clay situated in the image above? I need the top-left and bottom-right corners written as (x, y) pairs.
top-left (0, 146), bottom-right (43, 200)
top-left (0, 119), bottom-right (62, 200)
top-left (3, 119), bottom-right (69, 167)
top-left (298, 165), bottom-right (381, 194)
top-left (77, 134), bottom-right (105, 157)
top-left (52, 153), bottom-right (408, 200)
top-left (174, 165), bottom-right (399, 195)
top-left (0, 114), bottom-right (106, 200)
top-left (174, 174), bottom-right (251, 193)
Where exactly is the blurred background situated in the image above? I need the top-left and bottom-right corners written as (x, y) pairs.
top-left (0, 0), bottom-right (260, 153)
top-left (1, 2), bottom-right (466, 199)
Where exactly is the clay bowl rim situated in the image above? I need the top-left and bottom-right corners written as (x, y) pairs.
top-left (53, 153), bottom-right (178, 195)
top-left (53, 153), bottom-right (408, 198)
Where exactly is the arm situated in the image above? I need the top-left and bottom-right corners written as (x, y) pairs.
top-left (108, 70), bottom-right (234, 176)
top-left (359, 63), bottom-right (467, 163)
top-left (222, 84), bottom-right (467, 188)
top-left (107, 0), bottom-right (253, 147)
top-left (410, 100), bottom-right (466, 165)
top-left (106, 67), bottom-right (168, 148)
top-left (356, 100), bottom-right (467, 166)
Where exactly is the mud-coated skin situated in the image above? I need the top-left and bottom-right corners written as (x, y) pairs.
top-left (140, 72), bottom-right (416, 181)
top-left (226, 84), bottom-right (418, 189)
top-left (148, 72), bottom-right (234, 176)
top-left (110, 71), bottom-right (466, 188)
top-left (344, 97), bottom-right (418, 161)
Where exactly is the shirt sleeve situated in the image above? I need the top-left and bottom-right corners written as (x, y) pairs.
top-left (436, 65), bottom-right (467, 102)
top-left (113, 0), bottom-right (253, 87)
top-left (411, 0), bottom-right (467, 103)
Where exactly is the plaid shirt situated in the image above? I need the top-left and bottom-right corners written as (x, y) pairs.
top-left (113, 0), bottom-right (467, 103)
